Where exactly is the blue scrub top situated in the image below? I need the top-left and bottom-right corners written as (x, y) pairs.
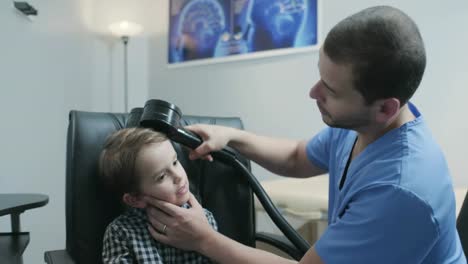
top-left (306, 103), bottom-right (466, 263)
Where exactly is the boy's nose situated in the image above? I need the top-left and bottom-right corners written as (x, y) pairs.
top-left (172, 173), bottom-right (182, 184)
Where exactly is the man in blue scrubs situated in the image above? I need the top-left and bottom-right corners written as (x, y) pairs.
top-left (145, 5), bottom-right (467, 264)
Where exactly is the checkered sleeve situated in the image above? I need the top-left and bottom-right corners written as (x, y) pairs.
top-left (203, 208), bottom-right (218, 231)
top-left (102, 223), bottom-right (134, 264)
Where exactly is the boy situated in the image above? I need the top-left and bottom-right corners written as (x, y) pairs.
top-left (99, 127), bottom-right (217, 263)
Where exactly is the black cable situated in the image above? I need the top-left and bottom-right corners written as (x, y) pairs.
top-left (211, 151), bottom-right (310, 255)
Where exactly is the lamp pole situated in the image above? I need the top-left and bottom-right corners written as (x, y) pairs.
top-left (109, 21), bottom-right (143, 113)
top-left (122, 36), bottom-right (129, 112)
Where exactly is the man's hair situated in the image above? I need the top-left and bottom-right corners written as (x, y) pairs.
top-left (99, 128), bottom-right (167, 197)
top-left (323, 6), bottom-right (426, 105)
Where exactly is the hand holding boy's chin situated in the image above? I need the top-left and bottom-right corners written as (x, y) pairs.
top-left (145, 193), bottom-right (214, 252)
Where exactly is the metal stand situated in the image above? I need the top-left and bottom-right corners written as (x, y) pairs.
top-left (122, 36), bottom-right (129, 113)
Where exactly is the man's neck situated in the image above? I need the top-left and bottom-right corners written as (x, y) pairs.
top-left (352, 104), bottom-right (415, 158)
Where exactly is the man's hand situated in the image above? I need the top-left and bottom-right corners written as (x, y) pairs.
top-left (145, 193), bottom-right (215, 252)
top-left (185, 124), bottom-right (236, 161)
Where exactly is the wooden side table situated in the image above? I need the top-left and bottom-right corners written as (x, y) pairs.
top-left (0, 193), bottom-right (49, 264)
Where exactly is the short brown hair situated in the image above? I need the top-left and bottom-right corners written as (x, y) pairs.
top-left (99, 128), bottom-right (167, 197)
top-left (324, 6), bottom-right (426, 105)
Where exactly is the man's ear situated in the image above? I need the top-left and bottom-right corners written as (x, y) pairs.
top-left (375, 98), bottom-right (400, 124)
top-left (122, 193), bottom-right (146, 208)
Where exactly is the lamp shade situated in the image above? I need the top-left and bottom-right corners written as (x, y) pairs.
top-left (109, 20), bottom-right (143, 37)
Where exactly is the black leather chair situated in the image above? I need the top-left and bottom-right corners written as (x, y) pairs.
top-left (44, 110), bottom-right (301, 264)
top-left (457, 191), bottom-right (468, 256)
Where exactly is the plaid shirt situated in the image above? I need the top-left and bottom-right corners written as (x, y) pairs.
top-left (102, 204), bottom-right (217, 263)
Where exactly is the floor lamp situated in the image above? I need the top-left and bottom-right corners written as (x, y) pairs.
top-left (109, 21), bottom-right (143, 112)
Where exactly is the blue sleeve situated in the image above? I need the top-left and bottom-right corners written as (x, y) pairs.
top-left (315, 185), bottom-right (439, 264)
top-left (306, 127), bottom-right (333, 171)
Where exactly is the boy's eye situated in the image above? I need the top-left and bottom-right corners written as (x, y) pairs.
top-left (173, 159), bottom-right (178, 166)
top-left (155, 174), bottom-right (165, 182)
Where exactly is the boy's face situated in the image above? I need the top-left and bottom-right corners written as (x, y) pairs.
top-left (131, 140), bottom-right (190, 207)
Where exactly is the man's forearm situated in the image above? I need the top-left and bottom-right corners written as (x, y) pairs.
top-left (227, 128), bottom-right (302, 177)
top-left (227, 129), bottom-right (325, 178)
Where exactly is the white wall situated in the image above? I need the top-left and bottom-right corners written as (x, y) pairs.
top-left (0, 0), bottom-right (150, 262)
top-left (0, 0), bottom-right (95, 263)
top-left (148, 0), bottom-right (468, 187)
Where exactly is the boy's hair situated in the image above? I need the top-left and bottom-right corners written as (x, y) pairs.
top-left (99, 128), bottom-right (167, 197)
top-left (324, 6), bottom-right (426, 105)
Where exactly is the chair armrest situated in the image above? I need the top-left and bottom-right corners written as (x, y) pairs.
top-left (255, 232), bottom-right (304, 261)
top-left (44, 250), bottom-right (75, 264)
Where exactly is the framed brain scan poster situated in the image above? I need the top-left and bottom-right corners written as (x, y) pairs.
top-left (168, 0), bottom-right (320, 67)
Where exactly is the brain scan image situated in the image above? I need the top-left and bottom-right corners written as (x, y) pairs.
top-left (214, 0), bottom-right (253, 56)
top-left (250, 0), bottom-right (307, 50)
top-left (171, 0), bottom-right (226, 62)
top-left (168, 0), bottom-right (317, 63)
